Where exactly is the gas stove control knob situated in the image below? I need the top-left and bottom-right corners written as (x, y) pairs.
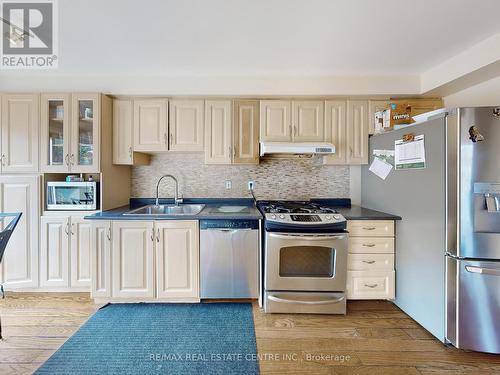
top-left (325, 215), bottom-right (331, 220)
top-left (333, 214), bottom-right (342, 220)
top-left (270, 214), bottom-right (276, 219)
top-left (279, 214), bottom-right (285, 220)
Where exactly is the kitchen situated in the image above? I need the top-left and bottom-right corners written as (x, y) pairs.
top-left (0, 1), bottom-right (499, 374)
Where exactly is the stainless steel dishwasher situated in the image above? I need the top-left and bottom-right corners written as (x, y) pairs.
top-left (200, 219), bottom-right (259, 299)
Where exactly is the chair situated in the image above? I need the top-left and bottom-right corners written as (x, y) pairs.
top-left (0, 213), bottom-right (22, 340)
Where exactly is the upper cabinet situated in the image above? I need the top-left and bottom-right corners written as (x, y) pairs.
top-left (169, 100), bottom-right (204, 152)
top-left (41, 93), bottom-right (100, 173)
top-left (112, 99), bottom-right (150, 165)
top-left (346, 100), bottom-right (369, 165)
top-left (133, 99), bottom-right (168, 152)
top-left (292, 100), bottom-right (324, 142)
top-left (1, 94), bottom-right (39, 173)
top-left (233, 100), bottom-right (259, 165)
top-left (260, 100), bottom-right (292, 142)
top-left (260, 100), bottom-right (325, 143)
top-left (204, 100), bottom-right (232, 164)
top-left (323, 100), bottom-right (347, 165)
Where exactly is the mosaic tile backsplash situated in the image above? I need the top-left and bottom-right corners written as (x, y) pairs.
top-left (131, 153), bottom-right (350, 200)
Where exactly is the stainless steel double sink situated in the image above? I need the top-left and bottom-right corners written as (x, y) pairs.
top-left (124, 204), bottom-right (205, 216)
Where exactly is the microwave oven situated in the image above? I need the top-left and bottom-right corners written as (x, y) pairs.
top-left (47, 181), bottom-right (98, 210)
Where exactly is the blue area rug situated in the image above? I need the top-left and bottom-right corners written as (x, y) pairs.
top-left (35, 303), bottom-right (259, 374)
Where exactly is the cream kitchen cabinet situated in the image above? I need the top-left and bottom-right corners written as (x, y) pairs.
top-left (0, 175), bottom-right (40, 289)
top-left (40, 93), bottom-right (100, 173)
top-left (205, 100), bottom-right (232, 164)
top-left (346, 220), bottom-right (396, 300)
top-left (169, 100), bottom-right (204, 152)
top-left (1, 94), bottom-right (39, 173)
top-left (156, 221), bottom-right (199, 300)
top-left (111, 220), bottom-right (154, 299)
top-left (133, 99), bottom-right (169, 152)
top-left (292, 100), bottom-right (324, 141)
top-left (323, 100), bottom-right (347, 165)
top-left (90, 219), bottom-right (200, 302)
top-left (112, 99), bottom-right (150, 165)
top-left (259, 100), bottom-right (292, 142)
top-left (91, 220), bottom-right (112, 298)
top-left (40, 214), bottom-right (92, 289)
top-left (233, 100), bottom-right (259, 164)
top-left (346, 100), bottom-right (369, 165)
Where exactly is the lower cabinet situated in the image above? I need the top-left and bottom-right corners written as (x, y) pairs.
top-left (40, 214), bottom-right (92, 290)
top-left (111, 220), bottom-right (154, 299)
top-left (156, 221), bottom-right (199, 299)
top-left (346, 220), bottom-right (396, 300)
top-left (0, 175), bottom-right (40, 289)
top-left (91, 220), bottom-right (199, 302)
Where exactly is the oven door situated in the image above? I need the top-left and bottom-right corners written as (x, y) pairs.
top-left (265, 232), bottom-right (347, 292)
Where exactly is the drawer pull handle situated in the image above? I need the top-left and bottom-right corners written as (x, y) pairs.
top-left (362, 227), bottom-right (376, 230)
top-left (364, 283), bottom-right (378, 288)
top-left (362, 260), bottom-right (376, 264)
top-left (362, 243), bottom-right (376, 247)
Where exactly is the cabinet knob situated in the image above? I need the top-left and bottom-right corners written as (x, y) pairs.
top-left (164, 133), bottom-right (168, 145)
top-left (107, 227), bottom-right (111, 241)
top-left (70, 154), bottom-right (75, 165)
top-left (128, 147), bottom-right (132, 158)
top-left (0, 154), bottom-right (5, 167)
top-left (364, 283), bottom-right (378, 288)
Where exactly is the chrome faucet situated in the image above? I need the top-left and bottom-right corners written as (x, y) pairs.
top-left (155, 175), bottom-right (183, 206)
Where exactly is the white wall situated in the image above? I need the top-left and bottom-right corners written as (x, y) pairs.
top-left (444, 75), bottom-right (500, 107)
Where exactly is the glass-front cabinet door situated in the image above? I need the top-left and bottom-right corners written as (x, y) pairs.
top-left (71, 93), bottom-right (100, 173)
top-left (41, 93), bottom-right (71, 172)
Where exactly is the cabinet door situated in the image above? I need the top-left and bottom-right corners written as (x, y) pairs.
top-left (1, 94), bottom-right (39, 173)
top-left (233, 100), bottom-right (259, 165)
top-left (368, 100), bottom-right (389, 135)
top-left (113, 99), bottom-right (134, 165)
top-left (133, 99), bottom-right (168, 152)
top-left (70, 217), bottom-right (92, 288)
top-left (323, 100), bottom-right (347, 165)
top-left (169, 100), bottom-right (204, 152)
top-left (292, 100), bottom-right (324, 142)
top-left (112, 221), bottom-right (154, 298)
top-left (204, 100), bottom-right (232, 164)
top-left (347, 100), bottom-right (369, 165)
top-left (40, 216), bottom-right (70, 288)
top-left (156, 221), bottom-right (199, 299)
top-left (71, 93), bottom-right (100, 173)
top-left (0, 176), bottom-right (40, 289)
top-left (259, 100), bottom-right (292, 142)
top-left (91, 221), bottom-right (111, 298)
top-left (40, 93), bottom-right (71, 172)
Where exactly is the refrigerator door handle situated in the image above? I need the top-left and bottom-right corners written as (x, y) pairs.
top-left (465, 265), bottom-right (500, 276)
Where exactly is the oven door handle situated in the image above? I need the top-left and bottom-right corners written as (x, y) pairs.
top-left (268, 295), bottom-right (345, 305)
top-left (269, 233), bottom-right (347, 241)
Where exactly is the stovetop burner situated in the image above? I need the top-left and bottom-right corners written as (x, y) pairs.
top-left (259, 200), bottom-right (337, 214)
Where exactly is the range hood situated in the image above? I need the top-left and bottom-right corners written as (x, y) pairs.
top-left (260, 142), bottom-right (335, 156)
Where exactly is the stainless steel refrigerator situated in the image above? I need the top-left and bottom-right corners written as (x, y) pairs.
top-left (361, 107), bottom-right (500, 354)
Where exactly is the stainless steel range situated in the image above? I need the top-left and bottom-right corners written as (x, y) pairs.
top-left (257, 201), bottom-right (348, 314)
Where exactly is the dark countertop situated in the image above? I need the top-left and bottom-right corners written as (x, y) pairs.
top-left (85, 198), bottom-right (401, 222)
top-left (85, 198), bottom-right (263, 221)
top-left (336, 205), bottom-right (402, 221)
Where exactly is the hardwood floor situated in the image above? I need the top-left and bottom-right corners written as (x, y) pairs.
top-left (0, 293), bottom-right (498, 375)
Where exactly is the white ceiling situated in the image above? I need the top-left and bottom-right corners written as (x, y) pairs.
top-left (1, 0), bottom-right (500, 95)
top-left (57, 0), bottom-right (500, 75)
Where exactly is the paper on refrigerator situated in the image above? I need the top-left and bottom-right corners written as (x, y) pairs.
top-left (369, 156), bottom-right (393, 180)
top-left (395, 134), bottom-right (426, 170)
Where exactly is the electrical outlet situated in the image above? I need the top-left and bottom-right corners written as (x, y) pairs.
top-left (248, 181), bottom-right (255, 191)
top-left (225, 180), bottom-right (232, 189)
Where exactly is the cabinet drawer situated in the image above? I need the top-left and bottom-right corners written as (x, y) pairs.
top-left (348, 253), bottom-right (394, 271)
top-left (349, 237), bottom-right (394, 254)
top-left (347, 220), bottom-right (394, 237)
top-left (347, 270), bottom-right (395, 300)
